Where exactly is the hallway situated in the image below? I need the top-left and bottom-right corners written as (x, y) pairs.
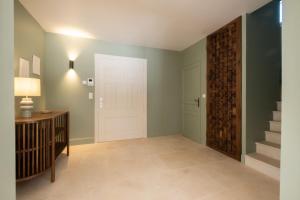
top-left (17, 135), bottom-right (279, 200)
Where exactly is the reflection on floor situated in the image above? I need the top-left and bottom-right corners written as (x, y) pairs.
top-left (17, 135), bottom-right (279, 200)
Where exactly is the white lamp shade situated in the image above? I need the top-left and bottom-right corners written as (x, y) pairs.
top-left (14, 77), bottom-right (41, 97)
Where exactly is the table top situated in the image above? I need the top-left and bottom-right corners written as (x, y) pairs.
top-left (15, 111), bottom-right (68, 123)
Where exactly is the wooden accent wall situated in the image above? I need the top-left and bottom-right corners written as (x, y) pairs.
top-left (206, 17), bottom-right (242, 161)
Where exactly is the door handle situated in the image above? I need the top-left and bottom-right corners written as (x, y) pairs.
top-left (194, 97), bottom-right (200, 108)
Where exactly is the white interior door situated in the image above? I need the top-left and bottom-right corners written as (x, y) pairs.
top-left (95, 54), bottom-right (147, 142)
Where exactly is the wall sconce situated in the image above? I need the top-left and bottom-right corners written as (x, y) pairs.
top-left (69, 60), bottom-right (74, 69)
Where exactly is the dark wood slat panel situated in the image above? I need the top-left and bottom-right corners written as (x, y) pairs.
top-left (66, 113), bottom-right (70, 156)
top-left (206, 17), bottom-right (242, 161)
top-left (36, 122), bottom-right (39, 174)
top-left (17, 125), bottom-right (21, 178)
top-left (43, 121), bottom-right (46, 171)
top-left (22, 124), bottom-right (25, 178)
top-left (27, 123), bottom-right (30, 177)
top-left (40, 122), bottom-right (43, 173)
top-left (32, 124), bottom-right (35, 175)
top-left (51, 118), bottom-right (55, 182)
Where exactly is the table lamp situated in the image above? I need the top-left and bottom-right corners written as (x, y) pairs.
top-left (14, 77), bottom-right (41, 118)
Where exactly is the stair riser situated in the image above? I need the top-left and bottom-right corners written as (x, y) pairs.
top-left (265, 132), bottom-right (281, 145)
top-left (277, 102), bottom-right (281, 111)
top-left (256, 143), bottom-right (280, 160)
top-left (270, 121), bottom-right (281, 132)
top-left (245, 155), bottom-right (280, 181)
top-left (273, 111), bottom-right (281, 121)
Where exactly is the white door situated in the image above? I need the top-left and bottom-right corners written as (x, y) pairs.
top-left (95, 54), bottom-right (147, 142)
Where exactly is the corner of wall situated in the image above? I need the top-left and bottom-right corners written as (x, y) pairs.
top-left (241, 14), bottom-right (247, 163)
top-left (14, 0), bottom-right (47, 115)
top-left (0, 0), bottom-right (16, 199)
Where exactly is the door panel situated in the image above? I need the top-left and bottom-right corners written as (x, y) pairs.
top-left (206, 17), bottom-right (242, 161)
top-left (95, 54), bottom-right (147, 142)
top-left (183, 64), bottom-right (201, 142)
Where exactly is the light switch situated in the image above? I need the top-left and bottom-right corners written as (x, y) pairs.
top-left (87, 78), bottom-right (94, 86)
top-left (202, 94), bottom-right (206, 99)
top-left (89, 92), bottom-right (93, 100)
top-left (82, 80), bottom-right (87, 85)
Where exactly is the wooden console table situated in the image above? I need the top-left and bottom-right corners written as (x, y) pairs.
top-left (15, 111), bottom-right (69, 182)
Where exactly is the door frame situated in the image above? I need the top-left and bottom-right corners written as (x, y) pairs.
top-left (94, 54), bottom-right (147, 142)
top-left (182, 63), bottom-right (202, 143)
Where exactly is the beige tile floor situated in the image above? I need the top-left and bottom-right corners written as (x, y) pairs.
top-left (17, 135), bottom-right (279, 200)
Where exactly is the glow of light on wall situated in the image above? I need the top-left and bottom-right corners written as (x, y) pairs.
top-left (56, 27), bottom-right (95, 39)
top-left (65, 69), bottom-right (79, 81)
top-left (68, 52), bottom-right (79, 61)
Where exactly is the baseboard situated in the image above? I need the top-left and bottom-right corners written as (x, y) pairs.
top-left (70, 134), bottom-right (182, 145)
top-left (70, 137), bottom-right (94, 146)
top-left (147, 132), bottom-right (181, 137)
top-left (241, 153), bottom-right (246, 164)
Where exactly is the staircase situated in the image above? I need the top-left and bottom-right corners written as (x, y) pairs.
top-left (245, 101), bottom-right (281, 181)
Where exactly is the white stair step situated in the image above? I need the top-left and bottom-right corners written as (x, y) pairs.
top-left (245, 153), bottom-right (280, 180)
top-left (269, 121), bottom-right (281, 132)
top-left (265, 131), bottom-right (281, 144)
top-left (272, 111), bottom-right (281, 121)
top-left (256, 141), bottom-right (281, 160)
top-left (277, 101), bottom-right (281, 111)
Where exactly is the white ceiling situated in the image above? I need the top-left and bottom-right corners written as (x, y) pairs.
top-left (19, 0), bottom-right (271, 51)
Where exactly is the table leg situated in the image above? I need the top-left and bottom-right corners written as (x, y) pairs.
top-left (51, 118), bottom-right (55, 182)
top-left (67, 112), bottom-right (70, 156)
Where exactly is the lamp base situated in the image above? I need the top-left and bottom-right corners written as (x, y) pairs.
top-left (20, 97), bottom-right (34, 118)
top-left (21, 110), bottom-right (32, 118)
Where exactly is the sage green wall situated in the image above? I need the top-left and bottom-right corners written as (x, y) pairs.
top-left (180, 15), bottom-right (252, 163)
top-left (281, 0), bottom-right (300, 199)
top-left (0, 0), bottom-right (16, 199)
top-left (14, 0), bottom-right (46, 115)
top-left (181, 39), bottom-right (207, 144)
top-left (44, 33), bottom-right (182, 144)
top-left (246, 0), bottom-right (282, 153)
